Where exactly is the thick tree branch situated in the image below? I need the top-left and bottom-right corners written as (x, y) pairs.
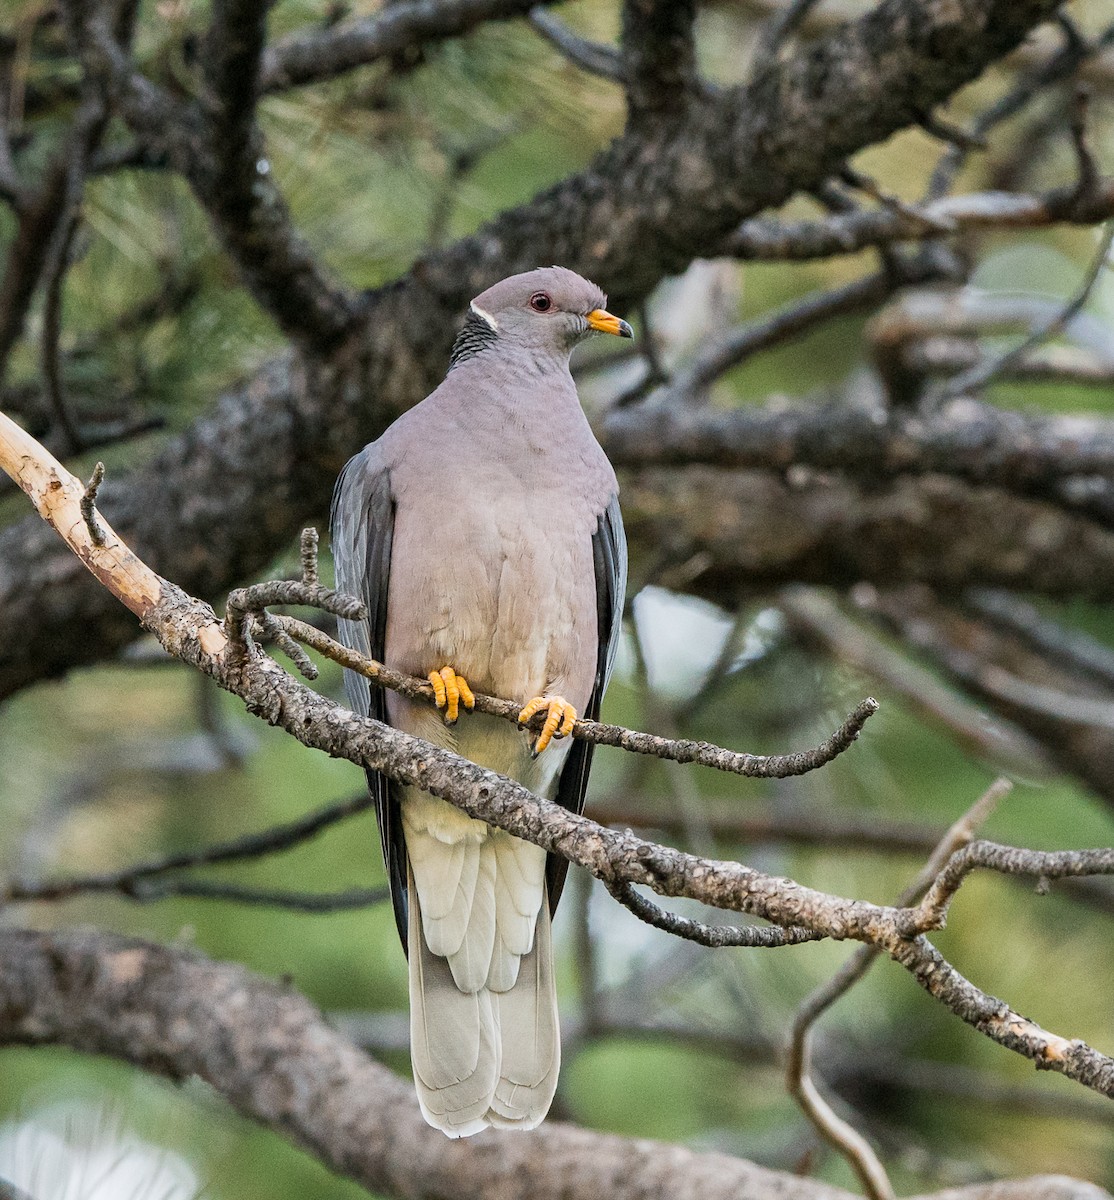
top-left (2, 927), bottom-right (1104, 1200)
top-left (620, 0), bottom-right (698, 121)
top-left (62, 0), bottom-right (362, 351)
top-left (604, 394), bottom-right (1114, 528)
top-left (724, 178), bottom-right (1114, 261)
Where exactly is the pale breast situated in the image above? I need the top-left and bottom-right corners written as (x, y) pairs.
top-left (384, 480), bottom-right (600, 709)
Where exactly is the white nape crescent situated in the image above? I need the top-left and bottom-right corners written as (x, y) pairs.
top-left (470, 302), bottom-right (498, 330)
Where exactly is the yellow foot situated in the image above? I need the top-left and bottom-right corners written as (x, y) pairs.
top-left (518, 695), bottom-right (577, 756)
top-left (427, 666), bottom-right (475, 725)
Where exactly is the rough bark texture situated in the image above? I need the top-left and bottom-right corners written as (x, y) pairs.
top-left (620, 468), bottom-right (1114, 605)
top-left (0, 928), bottom-right (1106, 1200)
top-left (0, 0), bottom-right (1066, 699)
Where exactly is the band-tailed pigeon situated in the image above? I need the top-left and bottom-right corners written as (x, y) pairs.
top-left (331, 266), bottom-right (630, 1137)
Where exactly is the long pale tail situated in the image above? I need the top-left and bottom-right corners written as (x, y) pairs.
top-left (405, 829), bottom-right (560, 1137)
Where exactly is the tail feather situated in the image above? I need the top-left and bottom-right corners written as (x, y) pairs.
top-left (405, 824), bottom-right (481, 958)
top-left (488, 902), bottom-right (560, 1129)
top-left (408, 864), bottom-right (500, 1138)
top-left (405, 830), bottom-right (560, 1136)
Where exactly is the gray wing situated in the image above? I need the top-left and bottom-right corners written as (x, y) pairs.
top-left (547, 493), bottom-right (627, 911)
top-left (330, 444), bottom-right (409, 946)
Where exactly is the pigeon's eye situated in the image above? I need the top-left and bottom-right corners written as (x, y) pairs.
top-left (529, 292), bottom-right (552, 313)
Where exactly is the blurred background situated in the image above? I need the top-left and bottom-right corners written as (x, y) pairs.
top-left (1, 0), bottom-right (1114, 1196)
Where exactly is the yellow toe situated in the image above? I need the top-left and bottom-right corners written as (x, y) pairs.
top-left (519, 695), bottom-right (577, 755)
top-left (428, 666), bottom-right (474, 725)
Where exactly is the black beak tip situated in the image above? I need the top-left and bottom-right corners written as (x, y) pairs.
top-left (618, 319), bottom-right (634, 339)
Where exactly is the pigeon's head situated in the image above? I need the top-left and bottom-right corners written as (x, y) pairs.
top-left (463, 267), bottom-right (633, 362)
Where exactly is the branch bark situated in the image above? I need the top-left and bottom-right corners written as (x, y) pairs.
top-left (620, 0), bottom-right (698, 121)
top-left (261, 0), bottom-right (559, 92)
top-left (1, 927), bottom-right (1104, 1200)
top-left (603, 394), bottom-right (1114, 526)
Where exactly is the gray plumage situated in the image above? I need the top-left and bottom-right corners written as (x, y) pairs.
top-left (331, 266), bottom-right (628, 1137)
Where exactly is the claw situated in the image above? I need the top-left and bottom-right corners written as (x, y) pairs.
top-left (427, 666), bottom-right (475, 725)
top-left (518, 694), bottom-right (577, 756)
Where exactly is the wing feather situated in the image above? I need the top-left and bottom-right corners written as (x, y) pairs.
top-left (330, 445), bottom-right (410, 947)
top-left (547, 494), bottom-right (627, 910)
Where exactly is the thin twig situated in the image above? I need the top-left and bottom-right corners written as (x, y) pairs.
top-left (527, 9), bottom-right (621, 80)
top-left (300, 526), bottom-right (319, 586)
top-left (274, 612), bottom-right (879, 779)
top-left (224, 579), bottom-right (365, 644)
top-left (933, 219), bottom-right (1114, 400)
top-left (924, 19), bottom-right (1114, 202)
top-left (785, 779), bottom-right (1011, 1200)
top-left (837, 165), bottom-right (955, 235)
top-left (0, 788), bottom-right (382, 909)
top-left (80, 460), bottom-right (106, 547)
top-left (918, 841), bottom-right (1114, 929)
top-left (607, 879), bottom-right (825, 947)
top-left (1067, 85), bottom-right (1099, 204)
top-left (39, 203), bottom-right (84, 456)
top-left (917, 109), bottom-right (985, 153)
top-left (2, 871), bottom-right (388, 912)
top-left (664, 271), bottom-right (896, 401)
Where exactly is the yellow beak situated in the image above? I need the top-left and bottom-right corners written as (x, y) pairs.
top-left (586, 309), bottom-right (634, 338)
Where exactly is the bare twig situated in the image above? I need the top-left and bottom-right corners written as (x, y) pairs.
top-left (3, 870), bottom-right (388, 912)
top-left (660, 271), bottom-right (901, 403)
top-left (786, 780), bottom-right (1010, 1200)
top-left (933, 220), bottom-right (1114, 401)
top-left (917, 109), bottom-right (986, 153)
top-left (723, 179), bottom-right (1114, 262)
top-left (0, 782), bottom-right (384, 909)
top-left (919, 841), bottom-right (1114, 929)
top-left (527, 9), bottom-right (621, 81)
top-left (80, 460), bottom-right (106, 547)
top-left (606, 879), bottom-right (825, 947)
top-left (925, 19), bottom-right (1114, 202)
top-left (274, 610), bottom-right (879, 779)
top-left (262, 0), bottom-right (557, 92)
top-left (39, 202), bottom-right (84, 456)
top-left (1067, 85), bottom-right (1099, 204)
top-left (224, 579), bottom-right (365, 645)
top-left (594, 795), bottom-right (1114, 918)
top-left (300, 526), bottom-right (319, 586)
